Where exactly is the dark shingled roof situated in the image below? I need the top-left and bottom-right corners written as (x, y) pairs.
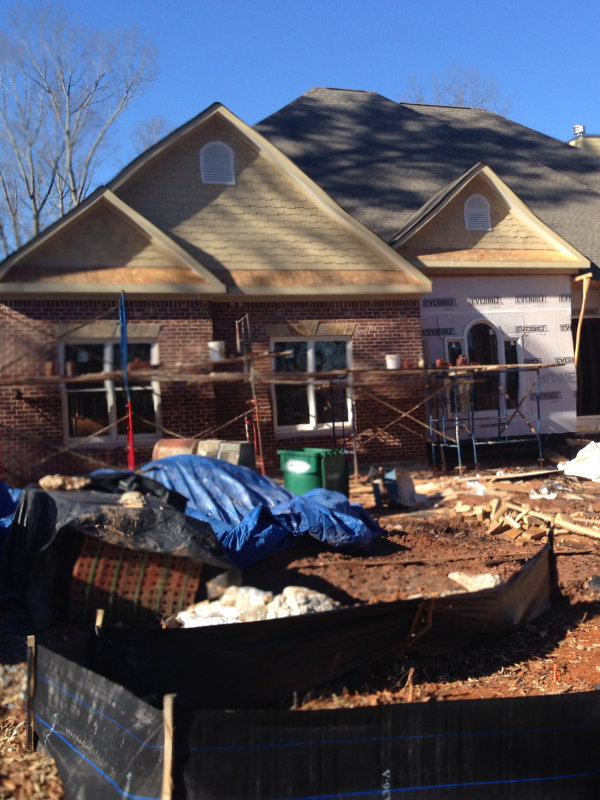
top-left (255, 87), bottom-right (600, 266)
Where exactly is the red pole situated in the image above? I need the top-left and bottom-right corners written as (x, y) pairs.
top-left (252, 399), bottom-right (265, 475)
top-left (126, 401), bottom-right (136, 470)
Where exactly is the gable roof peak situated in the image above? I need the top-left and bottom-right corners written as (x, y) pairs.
top-left (391, 162), bottom-right (589, 270)
top-left (108, 101), bottom-right (233, 190)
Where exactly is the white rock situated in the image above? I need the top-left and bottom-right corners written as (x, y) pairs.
top-left (447, 571), bottom-right (502, 592)
top-left (219, 585), bottom-right (274, 610)
top-left (266, 586), bottom-right (340, 619)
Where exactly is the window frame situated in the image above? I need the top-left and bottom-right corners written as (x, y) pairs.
top-left (271, 336), bottom-right (353, 434)
top-left (502, 335), bottom-right (521, 409)
top-left (59, 339), bottom-right (161, 446)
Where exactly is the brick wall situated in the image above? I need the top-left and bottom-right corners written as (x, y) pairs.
top-left (0, 296), bottom-right (428, 486)
top-left (210, 298), bottom-right (428, 472)
top-left (0, 299), bottom-right (217, 485)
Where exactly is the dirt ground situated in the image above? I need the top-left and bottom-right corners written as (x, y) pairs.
top-left (2, 460), bottom-right (600, 797)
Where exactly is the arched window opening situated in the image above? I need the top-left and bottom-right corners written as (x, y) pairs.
top-left (464, 194), bottom-right (492, 230)
top-left (200, 141), bottom-right (235, 185)
top-left (467, 321), bottom-right (499, 411)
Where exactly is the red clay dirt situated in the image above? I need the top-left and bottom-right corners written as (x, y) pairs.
top-left (245, 465), bottom-right (600, 708)
top-left (2, 463), bottom-right (600, 797)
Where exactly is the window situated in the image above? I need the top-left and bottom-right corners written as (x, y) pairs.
top-left (61, 341), bottom-right (160, 442)
top-left (446, 329), bottom-right (521, 415)
top-left (200, 141), bottom-right (235, 185)
top-left (467, 321), bottom-right (499, 411)
top-left (447, 339), bottom-right (464, 366)
top-left (464, 194), bottom-right (492, 230)
top-left (272, 339), bottom-right (351, 431)
top-left (445, 339), bottom-right (469, 413)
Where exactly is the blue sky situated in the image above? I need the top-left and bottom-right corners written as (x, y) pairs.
top-left (3, 0), bottom-right (599, 182)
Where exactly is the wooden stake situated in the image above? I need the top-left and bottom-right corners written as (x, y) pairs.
top-left (554, 513), bottom-right (600, 540)
top-left (161, 694), bottom-right (176, 800)
top-left (574, 272), bottom-right (592, 367)
top-left (26, 635), bottom-right (36, 750)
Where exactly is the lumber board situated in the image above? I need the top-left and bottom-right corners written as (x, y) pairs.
top-left (488, 469), bottom-right (560, 482)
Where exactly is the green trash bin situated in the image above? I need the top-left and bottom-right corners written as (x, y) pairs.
top-left (278, 448), bottom-right (324, 494)
top-left (278, 448), bottom-right (349, 495)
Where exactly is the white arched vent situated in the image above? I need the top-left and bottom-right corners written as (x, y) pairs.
top-left (200, 141), bottom-right (235, 185)
top-left (464, 194), bottom-right (492, 230)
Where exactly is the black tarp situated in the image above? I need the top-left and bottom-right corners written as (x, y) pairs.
top-left (1, 486), bottom-right (235, 627)
top-left (86, 471), bottom-right (189, 511)
top-left (93, 540), bottom-right (560, 708)
top-left (5, 485), bottom-right (231, 569)
top-left (34, 644), bottom-right (600, 800)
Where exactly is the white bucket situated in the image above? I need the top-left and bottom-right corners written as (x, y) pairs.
top-left (385, 354), bottom-right (401, 370)
top-left (208, 340), bottom-right (225, 362)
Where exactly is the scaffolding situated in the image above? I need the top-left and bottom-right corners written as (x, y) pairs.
top-left (0, 344), bottom-right (563, 481)
top-left (424, 363), bottom-right (550, 472)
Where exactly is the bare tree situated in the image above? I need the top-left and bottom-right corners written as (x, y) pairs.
top-left (132, 115), bottom-right (172, 154)
top-left (404, 63), bottom-right (512, 116)
top-left (0, 2), bottom-right (156, 255)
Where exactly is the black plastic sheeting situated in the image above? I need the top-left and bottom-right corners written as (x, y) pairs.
top-left (93, 540), bottom-right (559, 709)
top-left (6, 485), bottom-right (232, 566)
top-left (87, 471), bottom-right (189, 511)
top-left (2, 485), bottom-right (234, 575)
top-left (177, 695), bottom-right (600, 800)
top-left (34, 644), bottom-right (600, 800)
top-left (1, 485), bottom-right (235, 628)
top-left (35, 645), bottom-right (165, 800)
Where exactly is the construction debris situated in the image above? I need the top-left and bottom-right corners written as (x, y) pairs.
top-left (371, 467), bottom-right (418, 508)
top-left (163, 585), bottom-right (341, 628)
top-left (558, 440), bottom-right (600, 481)
top-left (445, 476), bottom-right (600, 544)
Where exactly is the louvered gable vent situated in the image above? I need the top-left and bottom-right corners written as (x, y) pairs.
top-left (464, 194), bottom-right (492, 230)
top-left (200, 141), bottom-right (235, 185)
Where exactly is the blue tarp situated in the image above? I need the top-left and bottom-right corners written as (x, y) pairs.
top-left (1, 456), bottom-right (380, 570)
top-left (0, 482), bottom-right (21, 529)
top-left (135, 455), bottom-right (381, 568)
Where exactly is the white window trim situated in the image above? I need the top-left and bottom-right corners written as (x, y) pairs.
top-left (271, 336), bottom-right (353, 434)
top-left (200, 141), bottom-right (236, 185)
top-left (59, 340), bottom-right (161, 446)
top-left (464, 193), bottom-right (492, 231)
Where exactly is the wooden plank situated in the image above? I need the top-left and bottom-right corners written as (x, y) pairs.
top-left (488, 469), bottom-right (559, 482)
top-left (161, 693), bottom-right (176, 800)
top-left (485, 519), bottom-right (512, 536)
top-left (521, 526), bottom-right (548, 541)
top-left (554, 513), bottom-right (600, 540)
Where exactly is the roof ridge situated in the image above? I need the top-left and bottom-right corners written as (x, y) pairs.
top-left (400, 101), bottom-right (481, 111)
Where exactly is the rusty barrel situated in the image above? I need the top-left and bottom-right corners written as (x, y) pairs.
top-left (151, 438), bottom-right (197, 460)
